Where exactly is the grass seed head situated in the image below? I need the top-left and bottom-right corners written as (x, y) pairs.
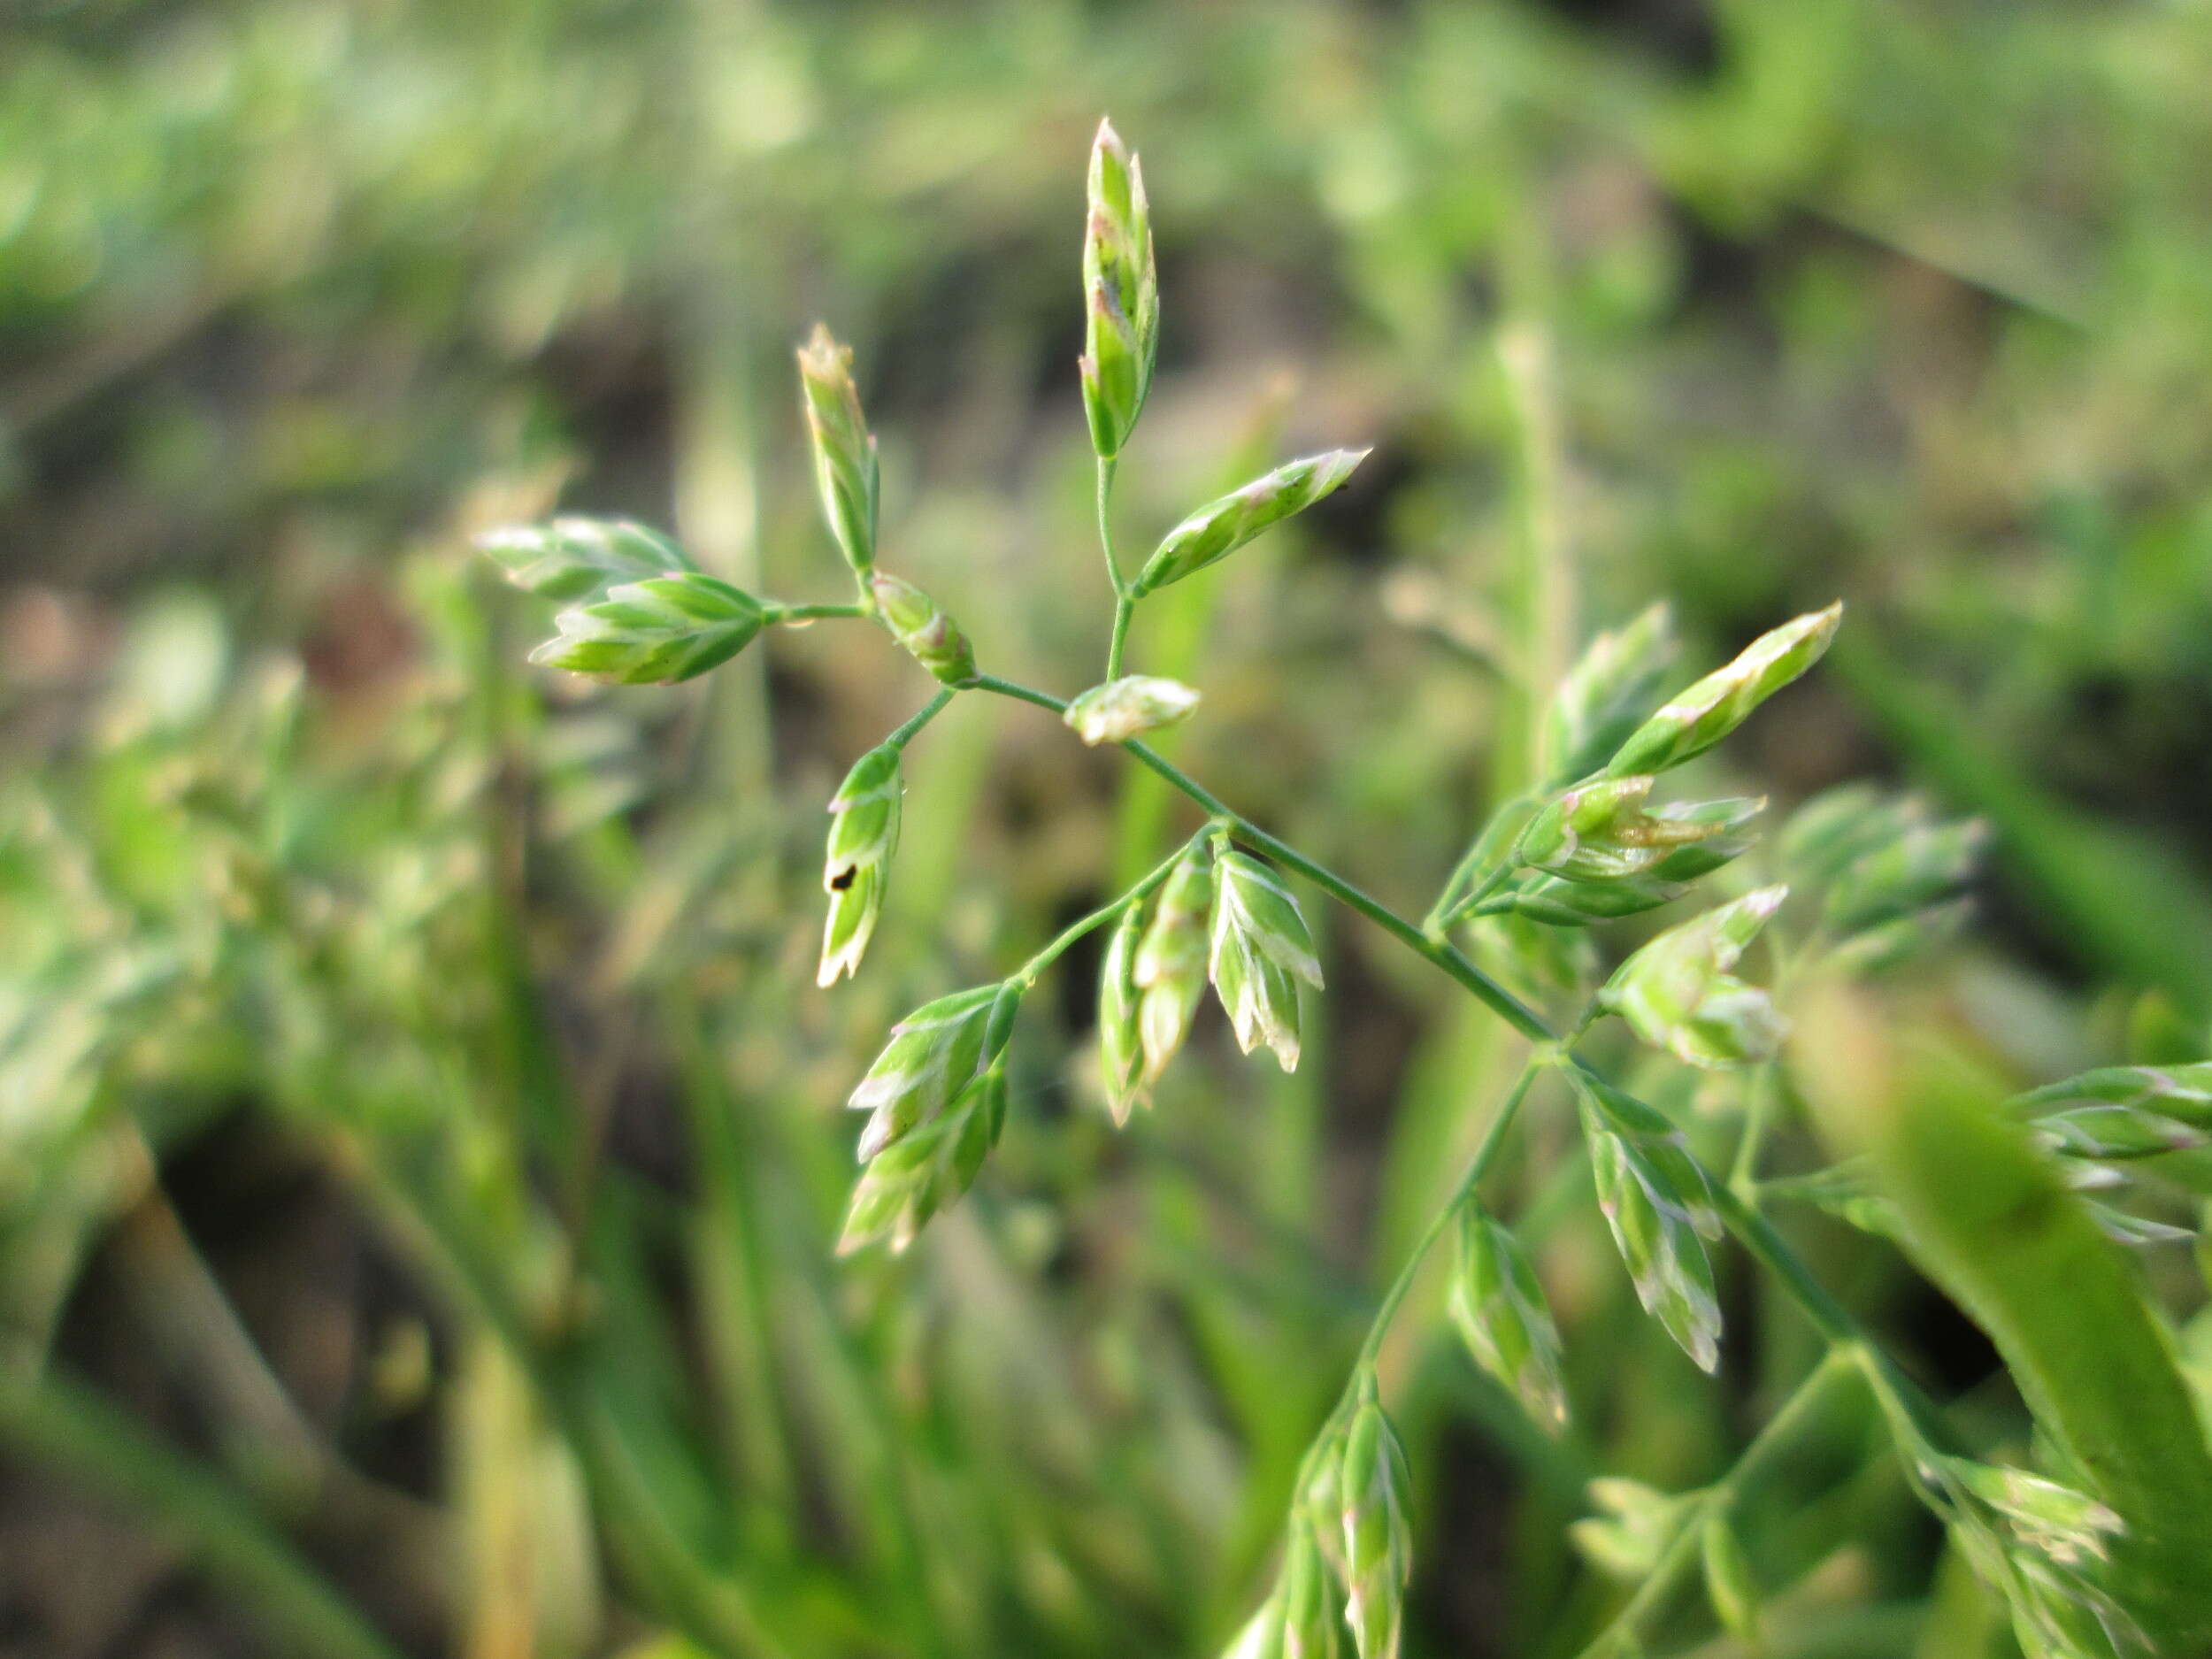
top-left (1599, 886), bottom-right (1790, 1070)
top-left (847, 983), bottom-right (1004, 1162)
top-left (1064, 675), bottom-right (1201, 745)
top-left (1133, 450), bottom-right (1369, 596)
top-left (1604, 603), bottom-right (1842, 778)
top-left (1136, 841), bottom-right (1214, 1087)
top-left (528, 572), bottom-right (766, 685)
top-left (1641, 796), bottom-right (1766, 882)
top-left (478, 516), bottom-right (691, 601)
top-left (819, 742), bottom-right (902, 986)
top-left (1543, 602), bottom-right (1678, 783)
top-left (1079, 118), bottom-right (1157, 459)
top-left (1279, 1522), bottom-right (1343, 1659)
top-left (869, 572), bottom-right (978, 685)
top-left (1449, 1206), bottom-right (1570, 1431)
top-left (1099, 905), bottom-right (1148, 1124)
top-left (1336, 1382), bottom-right (1412, 1659)
top-left (1210, 849), bottom-right (1323, 1071)
top-left (838, 1062), bottom-right (1005, 1255)
top-left (1570, 1072), bottom-right (1724, 1372)
top-left (1494, 870), bottom-right (1690, 927)
top-left (796, 323), bottom-right (880, 579)
top-left (1700, 1513), bottom-right (1761, 1642)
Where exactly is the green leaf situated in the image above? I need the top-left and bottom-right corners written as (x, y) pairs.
top-left (1804, 1037), bottom-right (2212, 1652)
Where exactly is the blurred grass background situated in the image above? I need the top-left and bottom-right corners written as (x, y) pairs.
top-left (4, 1), bottom-right (2212, 1655)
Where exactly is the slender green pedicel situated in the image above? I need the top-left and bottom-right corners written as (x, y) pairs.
top-left (1566, 1067), bottom-right (1724, 1373)
top-left (839, 1062), bottom-right (1006, 1256)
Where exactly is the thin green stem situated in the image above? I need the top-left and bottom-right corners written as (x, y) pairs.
top-left (1106, 594), bottom-right (1135, 680)
top-left (1709, 1173), bottom-right (1951, 1455)
top-left (1425, 791), bottom-right (1535, 933)
top-left (1439, 861), bottom-right (1520, 933)
top-left (1097, 456), bottom-right (1139, 677)
top-left (973, 674), bottom-right (1568, 1040)
top-left (1349, 1056), bottom-right (1548, 1379)
top-left (1729, 1061), bottom-right (1782, 1202)
top-left (886, 687), bottom-right (956, 750)
top-left (1012, 831), bottom-right (1204, 987)
top-left (1571, 1348), bottom-right (1863, 1659)
top-left (768, 601), bottom-right (871, 623)
top-left (1095, 455), bottom-right (1127, 598)
top-left (970, 673), bottom-right (1064, 714)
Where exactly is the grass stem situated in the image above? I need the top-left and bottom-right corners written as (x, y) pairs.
top-left (772, 601), bottom-right (872, 623)
top-left (1013, 830), bottom-right (1203, 986)
top-left (887, 687), bottom-right (957, 750)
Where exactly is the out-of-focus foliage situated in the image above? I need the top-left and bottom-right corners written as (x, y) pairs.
top-left (5, 1), bottom-right (2212, 1655)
